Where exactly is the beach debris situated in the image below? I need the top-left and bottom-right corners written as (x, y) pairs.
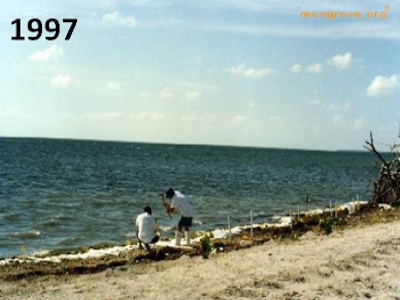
top-left (378, 203), bottom-right (394, 210)
top-left (297, 215), bottom-right (320, 227)
top-left (239, 239), bottom-right (253, 248)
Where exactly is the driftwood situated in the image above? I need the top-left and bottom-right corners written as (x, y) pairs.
top-left (364, 131), bottom-right (400, 207)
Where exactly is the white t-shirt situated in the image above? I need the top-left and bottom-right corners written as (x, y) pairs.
top-left (135, 212), bottom-right (157, 244)
top-left (171, 191), bottom-right (194, 217)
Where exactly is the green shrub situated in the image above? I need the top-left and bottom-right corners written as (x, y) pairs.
top-left (200, 235), bottom-right (212, 259)
top-left (320, 217), bottom-right (334, 235)
top-left (290, 230), bottom-right (299, 240)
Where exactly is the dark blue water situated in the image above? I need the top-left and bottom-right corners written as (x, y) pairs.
top-left (0, 138), bottom-right (381, 258)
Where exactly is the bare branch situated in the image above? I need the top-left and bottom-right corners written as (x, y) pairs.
top-left (364, 131), bottom-right (391, 169)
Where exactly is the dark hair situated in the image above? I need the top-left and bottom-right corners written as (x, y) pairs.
top-left (165, 188), bottom-right (175, 199)
top-left (144, 206), bottom-right (152, 214)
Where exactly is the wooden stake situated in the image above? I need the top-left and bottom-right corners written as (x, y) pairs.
top-left (297, 205), bottom-right (300, 220)
top-left (335, 201), bottom-right (338, 219)
top-left (250, 210), bottom-right (253, 240)
top-left (228, 214), bottom-right (232, 243)
top-left (356, 194), bottom-right (359, 211)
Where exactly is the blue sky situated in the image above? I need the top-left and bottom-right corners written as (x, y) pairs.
top-left (1, 0), bottom-right (399, 150)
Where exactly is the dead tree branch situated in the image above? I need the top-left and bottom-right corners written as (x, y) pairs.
top-left (365, 131), bottom-right (399, 207)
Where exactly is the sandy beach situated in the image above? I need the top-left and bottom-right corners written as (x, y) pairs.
top-left (1, 212), bottom-right (400, 300)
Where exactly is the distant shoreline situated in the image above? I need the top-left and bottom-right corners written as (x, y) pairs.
top-left (0, 136), bottom-right (379, 153)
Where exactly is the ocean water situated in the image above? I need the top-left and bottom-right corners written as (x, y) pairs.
top-left (0, 138), bottom-right (382, 258)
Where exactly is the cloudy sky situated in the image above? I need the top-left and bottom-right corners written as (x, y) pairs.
top-left (1, 0), bottom-right (399, 150)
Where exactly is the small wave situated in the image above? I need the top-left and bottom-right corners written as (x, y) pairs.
top-left (193, 219), bottom-right (203, 225)
top-left (31, 249), bottom-right (50, 258)
top-left (157, 226), bottom-right (175, 231)
top-left (10, 230), bottom-right (41, 239)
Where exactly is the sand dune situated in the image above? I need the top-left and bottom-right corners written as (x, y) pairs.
top-left (1, 218), bottom-right (400, 299)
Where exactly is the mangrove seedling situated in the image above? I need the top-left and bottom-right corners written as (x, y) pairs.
top-left (200, 235), bottom-right (212, 259)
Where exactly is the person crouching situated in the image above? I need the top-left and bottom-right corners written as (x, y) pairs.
top-left (135, 206), bottom-right (159, 250)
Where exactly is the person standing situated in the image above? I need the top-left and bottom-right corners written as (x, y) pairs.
top-left (135, 206), bottom-right (159, 250)
top-left (164, 188), bottom-right (194, 246)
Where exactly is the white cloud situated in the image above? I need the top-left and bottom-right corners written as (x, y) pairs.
top-left (230, 115), bottom-right (248, 124)
top-left (159, 87), bottom-right (173, 98)
top-left (50, 74), bottom-right (71, 88)
top-left (352, 118), bottom-right (365, 131)
top-left (307, 64), bottom-right (322, 73)
top-left (102, 11), bottom-right (138, 27)
top-left (227, 64), bottom-right (277, 79)
top-left (367, 75), bottom-right (400, 97)
top-left (138, 111), bottom-right (165, 121)
top-left (106, 81), bottom-right (121, 90)
top-left (328, 52), bottom-right (352, 69)
top-left (158, 86), bottom-right (202, 101)
top-left (185, 90), bottom-right (201, 101)
top-left (29, 45), bottom-right (63, 62)
top-left (291, 64), bottom-right (302, 73)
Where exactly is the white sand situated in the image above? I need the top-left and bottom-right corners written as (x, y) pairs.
top-left (2, 220), bottom-right (400, 300)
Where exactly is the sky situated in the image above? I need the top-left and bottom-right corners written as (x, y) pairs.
top-left (0, 0), bottom-right (399, 151)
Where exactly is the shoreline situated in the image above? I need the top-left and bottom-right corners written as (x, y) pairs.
top-left (0, 205), bottom-right (399, 299)
top-left (0, 200), bottom-right (372, 263)
top-left (0, 203), bottom-right (398, 271)
top-left (0, 201), bottom-right (370, 266)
